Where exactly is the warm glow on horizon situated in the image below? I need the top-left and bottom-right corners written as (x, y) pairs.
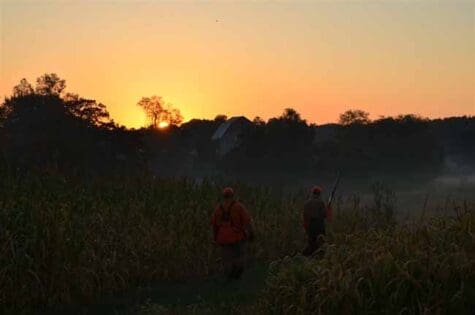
top-left (1, 1), bottom-right (474, 128)
top-left (158, 121), bottom-right (170, 129)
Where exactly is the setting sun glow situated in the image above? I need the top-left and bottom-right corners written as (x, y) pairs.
top-left (0, 1), bottom-right (473, 127)
top-left (158, 121), bottom-right (170, 129)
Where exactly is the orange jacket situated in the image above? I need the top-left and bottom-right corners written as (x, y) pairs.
top-left (302, 198), bottom-right (332, 231)
top-left (211, 200), bottom-right (251, 245)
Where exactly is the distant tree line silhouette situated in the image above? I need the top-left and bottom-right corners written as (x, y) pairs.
top-left (1, 74), bottom-right (474, 179)
top-left (0, 74), bottom-right (142, 175)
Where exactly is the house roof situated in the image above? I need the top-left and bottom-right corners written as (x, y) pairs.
top-left (211, 116), bottom-right (250, 140)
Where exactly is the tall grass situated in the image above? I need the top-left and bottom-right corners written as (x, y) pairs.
top-left (0, 171), bottom-right (303, 308)
top-left (0, 168), bottom-right (473, 314)
top-left (257, 204), bottom-right (474, 314)
top-left (138, 187), bottom-right (474, 315)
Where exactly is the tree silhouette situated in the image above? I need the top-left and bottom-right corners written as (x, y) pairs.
top-left (3, 74), bottom-right (114, 128)
top-left (252, 116), bottom-right (265, 126)
top-left (240, 108), bottom-right (314, 173)
top-left (0, 105), bottom-right (5, 127)
top-left (137, 95), bottom-right (183, 128)
top-left (279, 108), bottom-right (305, 123)
top-left (137, 96), bottom-right (164, 127)
top-left (339, 109), bottom-right (370, 125)
top-left (64, 93), bottom-right (114, 128)
top-left (13, 78), bottom-right (34, 97)
top-left (0, 74), bottom-right (141, 175)
top-left (214, 114), bottom-right (228, 122)
top-left (394, 114), bottom-right (427, 123)
top-left (35, 73), bottom-right (66, 96)
top-left (162, 107), bottom-right (183, 126)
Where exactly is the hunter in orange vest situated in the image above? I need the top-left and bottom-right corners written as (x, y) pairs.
top-left (211, 187), bottom-right (254, 280)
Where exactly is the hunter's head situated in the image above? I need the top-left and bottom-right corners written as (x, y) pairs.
top-left (222, 187), bottom-right (235, 200)
top-left (312, 186), bottom-right (322, 197)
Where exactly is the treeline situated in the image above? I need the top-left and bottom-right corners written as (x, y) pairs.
top-left (209, 111), bottom-right (474, 179)
top-left (1, 74), bottom-right (474, 179)
top-left (0, 75), bottom-right (144, 176)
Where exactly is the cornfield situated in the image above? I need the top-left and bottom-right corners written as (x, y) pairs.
top-left (259, 210), bottom-right (475, 314)
top-left (0, 169), bottom-right (473, 314)
top-left (0, 170), bottom-right (303, 310)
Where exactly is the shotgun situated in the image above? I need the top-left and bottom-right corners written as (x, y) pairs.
top-left (327, 171), bottom-right (341, 208)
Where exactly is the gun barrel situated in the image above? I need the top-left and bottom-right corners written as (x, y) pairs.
top-left (327, 172), bottom-right (341, 207)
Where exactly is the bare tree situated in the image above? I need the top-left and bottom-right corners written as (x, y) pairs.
top-left (137, 95), bottom-right (183, 128)
top-left (339, 109), bottom-right (370, 125)
top-left (137, 96), bottom-right (165, 128)
top-left (163, 107), bottom-right (183, 126)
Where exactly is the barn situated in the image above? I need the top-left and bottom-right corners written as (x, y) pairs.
top-left (211, 116), bottom-right (252, 157)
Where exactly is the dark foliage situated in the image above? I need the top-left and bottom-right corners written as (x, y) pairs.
top-left (0, 75), bottom-right (144, 176)
top-left (1, 75), bottom-right (473, 179)
top-left (314, 115), bottom-right (444, 176)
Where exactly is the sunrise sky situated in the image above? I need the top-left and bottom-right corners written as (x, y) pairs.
top-left (1, 0), bottom-right (474, 128)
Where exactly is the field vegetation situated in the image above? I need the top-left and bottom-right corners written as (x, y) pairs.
top-left (0, 167), bottom-right (302, 310)
top-left (0, 166), bottom-right (473, 314)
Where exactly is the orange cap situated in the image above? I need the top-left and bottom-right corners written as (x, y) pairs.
top-left (312, 186), bottom-right (322, 195)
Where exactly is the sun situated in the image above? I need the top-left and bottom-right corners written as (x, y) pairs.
top-left (158, 121), bottom-right (170, 129)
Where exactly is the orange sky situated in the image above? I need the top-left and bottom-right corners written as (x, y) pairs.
top-left (1, 1), bottom-right (474, 128)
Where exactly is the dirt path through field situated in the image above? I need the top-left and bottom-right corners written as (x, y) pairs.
top-left (48, 263), bottom-right (268, 314)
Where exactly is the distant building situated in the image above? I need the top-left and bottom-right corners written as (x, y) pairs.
top-left (212, 116), bottom-right (252, 157)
